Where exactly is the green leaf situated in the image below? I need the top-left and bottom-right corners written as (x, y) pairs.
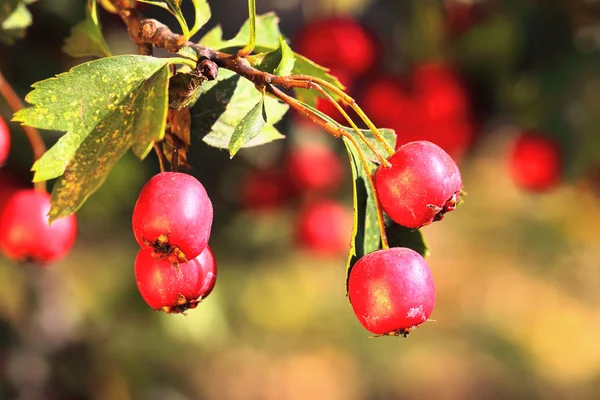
top-left (199, 12), bottom-right (281, 53)
top-left (190, 69), bottom-right (287, 149)
top-left (257, 36), bottom-right (295, 76)
top-left (189, 0), bottom-right (211, 37)
top-left (63, 0), bottom-right (112, 58)
top-left (228, 92), bottom-right (266, 157)
top-left (291, 54), bottom-right (345, 106)
top-left (138, 0), bottom-right (190, 38)
top-left (14, 55), bottom-right (172, 221)
top-left (384, 216), bottom-right (430, 258)
top-left (0, 0), bottom-right (34, 44)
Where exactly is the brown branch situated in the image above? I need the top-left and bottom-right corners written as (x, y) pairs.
top-left (0, 70), bottom-right (47, 192)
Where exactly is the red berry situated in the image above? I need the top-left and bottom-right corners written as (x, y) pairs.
top-left (296, 199), bottom-right (352, 255)
top-left (509, 133), bottom-right (562, 192)
top-left (0, 116), bottom-right (10, 166)
top-left (197, 245), bottom-right (217, 298)
top-left (286, 144), bottom-right (344, 194)
top-left (294, 17), bottom-right (377, 79)
top-left (348, 247), bottom-right (435, 336)
top-left (0, 190), bottom-right (77, 264)
top-left (375, 141), bottom-right (462, 228)
top-left (0, 168), bottom-right (27, 211)
top-left (132, 172), bottom-right (213, 260)
top-left (241, 168), bottom-right (290, 211)
top-left (134, 247), bottom-right (205, 313)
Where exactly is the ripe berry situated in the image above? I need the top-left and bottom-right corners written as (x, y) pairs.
top-left (296, 199), bottom-right (352, 255)
top-left (132, 172), bottom-right (213, 261)
top-left (348, 247), bottom-right (435, 336)
top-left (286, 144), bottom-right (344, 194)
top-left (197, 245), bottom-right (217, 298)
top-left (0, 168), bottom-right (27, 211)
top-left (241, 168), bottom-right (290, 211)
top-left (134, 247), bottom-right (205, 313)
top-left (0, 116), bottom-right (10, 167)
top-left (0, 190), bottom-right (77, 264)
top-left (294, 17), bottom-right (377, 79)
top-left (375, 141), bottom-right (462, 229)
top-left (509, 132), bottom-right (562, 192)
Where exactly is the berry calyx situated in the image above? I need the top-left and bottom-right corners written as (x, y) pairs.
top-left (197, 245), bottom-right (217, 298)
top-left (0, 116), bottom-right (11, 167)
top-left (375, 141), bottom-right (462, 229)
top-left (134, 247), bottom-right (205, 313)
top-left (286, 143), bottom-right (344, 194)
top-left (348, 247), bottom-right (436, 336)
top-left (296, 199), bottom-right (352, 255)
top-left (0, 190), bottom-right (77, 264)
top-left (509, 132), bottom-right (562, 192)
top-left (132, 172), bottom-right (213, 261)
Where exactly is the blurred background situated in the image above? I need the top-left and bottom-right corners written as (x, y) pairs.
top-left (2, 0), bottom-right (600, 399)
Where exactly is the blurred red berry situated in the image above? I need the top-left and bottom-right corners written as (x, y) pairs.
top-left (286, 143), bottom-right (344, 194)
top-left (241, 168), bottom-right (290, 211)
top-left (296, 199), bottom-right (352, 255)
top-left (294, 17), bottom-right (377, 79)
top-left (509, 133), bottom-right (562, 192)
top-left (0, 116), bottom-right (10, 167)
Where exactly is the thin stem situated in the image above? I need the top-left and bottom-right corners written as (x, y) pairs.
top-left (341, 133), bottom-right (390, 250)
top-left (238, 0), bottom-right (257, 57)
top-left (153, 143), bottom-right (166, 172)
top-left (0, 70), bottom-right (47, 192)
top-left (288, 74), bottom-right (396, 156)
top-left (268, 85), bottom-right (389, 249)
top-left (307, 82), bottom-right (391, 168)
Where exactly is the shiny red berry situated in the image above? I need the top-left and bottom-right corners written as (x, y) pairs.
top-left (294, 17), bottom-right (377, 79)
top-left (0, 190), bottom-right (77, 264)
top-left (197, 245), bottom-right (217, 298)
top-left (375, 141), bottom-right (462, 229)
top-left (0, 116), bottom-right (10, 167)
top-left (286, 144), bottom-right (344, 194)
top-left (132, 172), bottom-right (213, 260)
top-left (348, 247), bottom-right (436, 336)
top-left (509, 132), bottom-right (562, 192)
top-left (134, 247), bottom-right (205, 313)
top-left (296, 199), bottom-right (352, 255)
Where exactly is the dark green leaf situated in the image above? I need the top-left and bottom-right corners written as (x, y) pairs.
top-left (228, 93), bottom-right (266, 157)
top-left (257, 36), bottom-right (295, 76)
top-left (190, 69), bottom-right (287, 149)
top-left (384, 215), bottom-right (430, 257)
top-left (291, 54), bottom-right (345, 106)
top-left (199, 12), bottom-right (281, 53)
top-left (63, 1), bottom-right (112, 58)
top-left (13, 55), bottom-right (172, 221)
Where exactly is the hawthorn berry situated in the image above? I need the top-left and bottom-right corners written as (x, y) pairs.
top-left (375, 141), bottom-right (462, 229)
top-left (0, 116), bottom-right (10, 167)
top-left (296, 199), bottom-right (352, 255)
top-left (134, 247), bottom-right (205, 313)
top-left (509, 132), bottom-right (562, 192)
top-left (241, 168), bottom-right (290, 211)
top-left (348, 247), bottom-right (435, 336)
top-left (294, 17), bottom-right (377, 79)
top-left (0, 190), bottom-right (77, 264)
top-left (286, 143), bottom-right (344, 194)
top-left (132, 172), bottom-right (213, 261)
top-left (197, 245), bottom-right (217, 298)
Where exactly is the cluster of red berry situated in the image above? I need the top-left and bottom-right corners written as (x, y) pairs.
top-left (131, 172), bottom-right (217, 313)
top-left (0, 116), bottom-right (77, 265)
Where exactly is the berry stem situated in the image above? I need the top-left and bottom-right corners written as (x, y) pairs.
top-left (287, 75), bottom-right (396, 156)
top-left (153, 143), bottom-right (166, 172)
top-left (0, 69), bottom-right (47, 192)
top-left (268, 84), bottom-right (389, 249)
top-left (308, 82), bottom-right (391, 167)
top-left (237, 0), bottom-right (257, 57)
